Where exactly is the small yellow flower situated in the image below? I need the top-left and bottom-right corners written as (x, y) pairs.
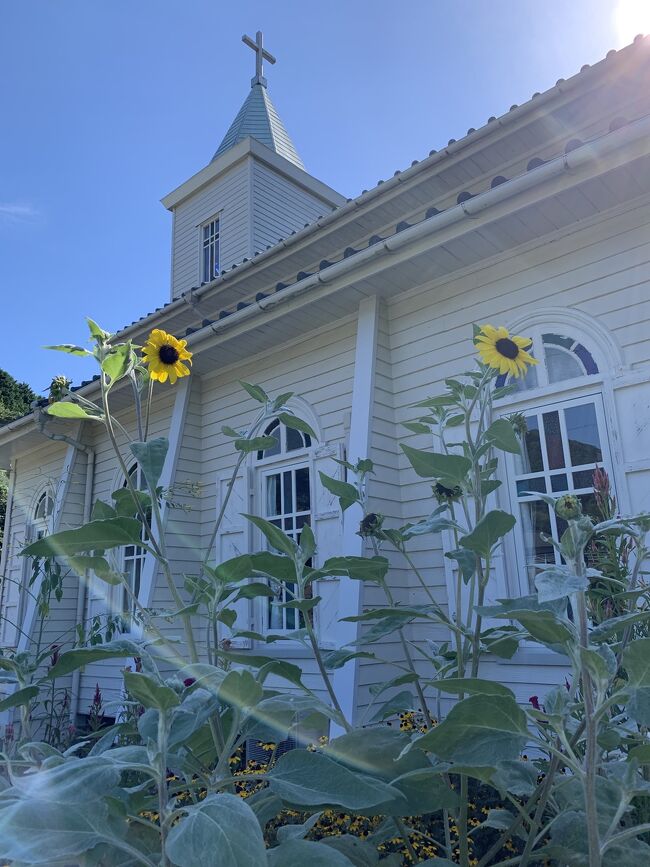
top-left (475, 324), bottom-right (538, 378)
top-left (142, 329), bottom-right (192, 384)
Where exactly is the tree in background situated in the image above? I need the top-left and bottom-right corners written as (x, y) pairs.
top-left (0, 369), bottom-right (38, 552)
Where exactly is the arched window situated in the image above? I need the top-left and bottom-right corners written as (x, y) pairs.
top-left (495, 323), bottom-right (614, 595)
top-left (255, 419), bottom-right (313, 631)
top-left (33, 491), bottom-right (54, 538)
top-left (120, 464), bottom-right (147, 627)
top-left (256, 418), bottom-right (311, 460)
top-left (495, 330), bottom-right (599, 391)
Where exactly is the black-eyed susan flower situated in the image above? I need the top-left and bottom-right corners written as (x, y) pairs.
top-left (475, 324), bottom-right (537, 378)
top-left (142, 329), bottom-right (192, 384)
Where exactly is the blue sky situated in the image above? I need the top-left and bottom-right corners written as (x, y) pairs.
top-left (1, 0), bottom-right (646, 393)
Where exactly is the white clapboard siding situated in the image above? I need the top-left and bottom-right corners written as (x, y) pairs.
top-left (383, 195), bottom-right (650, 705)
top-left (215, 466), bottom-right (253, 647)
top-left (199, 317), bottom-right (356, 700)
top-left (310, 442), bottom-right (345, 642)
top-left (171, 156), bottom-right (337, 300)
top-left (251, 161), bottom-right (331, 254)
top-left (171, 160), bottom-right (252, 298)
top-left (0, 442), bottom-right (68, 648)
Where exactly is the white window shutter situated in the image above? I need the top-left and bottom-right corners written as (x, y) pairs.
top-left (216, 467), bottom-right (252, 648)
top-left (310, 442), bottom-right (345, 645)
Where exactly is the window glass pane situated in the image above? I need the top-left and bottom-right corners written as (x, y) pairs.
top-left (512, 364), bottom-right (539, 392)
top-left (543, 333), bottom-right (573, 350)
top-left (517, 415), bottom-right (543, 474)
top-left (520, 500), bottom-right (555, 589)
top-left (545, 345), bottom-right (584, 383)
top-left (296, 467), bottom-right (311, 512)
top-left (543, 411), bottom-right (565, 469)
top-left (517, 477), bottom-right (546, 496)
top-left (574, 343), bottom-right (598, 375)
top-left (283, 471), bottom-right (293, 513)
top-left (550, 473), bottom-right (568, 492)
top-left (265, 475), bottom-right (281, 516)
top-left (578, 493), bottom-right (599, 522)
top-left (564, 403), bottom-right (602, 466)
top-left (286, 426), bottom-right (304, 452)
top-left (283, 516), bottom-right (294, 532)
top-left (573, 469), bottom-right (595, 489)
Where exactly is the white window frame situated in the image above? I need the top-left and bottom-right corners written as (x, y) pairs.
top-left (119, 464), bottom-right (147, 630)
top-left (200, 215), bottom-right (220, 284)
top-left (253, 421), bottom-right (314, 636)
top-left (499, 389), bottom-right (614, 598)
top-left (18, 489), bottom-right (54, 634)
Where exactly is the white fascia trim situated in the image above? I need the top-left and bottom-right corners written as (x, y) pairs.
top-left (330, 295), bottom-right (380, 731)
top-left (179, 113), bottom-right (650, 354)
top-left (101, 108), bottom-right (650, 352)
top-left (162, 137), bottom-right (345, 211)
top-left (136, 376), bottom-right (192, 618)
top-left (3, 110), bottom-right (649, 458)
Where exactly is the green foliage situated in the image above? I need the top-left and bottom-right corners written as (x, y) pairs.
top-left (0, 368), bottom-right (38, 554)
top-left (0, 367), bottom-right (37, 423)
top-left (166, 794), bottom-right (267, 867)
top-left (5, 322), bottom-right (650, 867)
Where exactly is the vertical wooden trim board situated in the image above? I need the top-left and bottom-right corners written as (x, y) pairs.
top-left (137, 376), bottom-right (192, 614)
top-left (331, 295), bottom-right (379, 731)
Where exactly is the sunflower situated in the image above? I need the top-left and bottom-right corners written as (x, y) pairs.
top-left (474, 324), bottom-right (537, 378)
top-left (142, 329), bottom-right (192, 384)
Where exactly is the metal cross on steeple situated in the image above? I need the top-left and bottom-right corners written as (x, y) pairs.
top-left (242, 30), bottom-right (276, 89)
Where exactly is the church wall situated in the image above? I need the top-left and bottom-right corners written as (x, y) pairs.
top-left (0, 440), bottom-right (85, 722)
top-left (251, 161), bottom-right (333, 255)
top-left (0, 442), bottom-right (67, 648)
top-left (147, 376), bottom-right (208, 669)
top-left (170, 160), bottom-right (252, 299)
top-left (384, 193), bottom-right (650, 706)
top-left (199, 315), bottom-right (358, 702)
top-left (78, 389), bottom-right (178, 709)
top-left (354, 303), bottom-right (418, 720)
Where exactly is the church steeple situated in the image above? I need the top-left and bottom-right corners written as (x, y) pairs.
top-left (163, 30), bottom-right (344, 301)
top-left (212, 31), bottom-right (304, 169)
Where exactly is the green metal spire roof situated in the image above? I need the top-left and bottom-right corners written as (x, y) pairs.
top-left (212, 83), bottom-right (304, 169)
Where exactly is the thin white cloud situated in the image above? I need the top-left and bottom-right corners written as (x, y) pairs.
top-left (0, 203), bottom-right (40, 224)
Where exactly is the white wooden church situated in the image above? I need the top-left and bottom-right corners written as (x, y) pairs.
top-left (2, 32), bottom-right (650, 728)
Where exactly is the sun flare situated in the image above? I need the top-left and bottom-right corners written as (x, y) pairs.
top-left (613, 0), bottom-right (650, 46)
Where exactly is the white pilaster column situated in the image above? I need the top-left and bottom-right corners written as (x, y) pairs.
top-left (330, 294), bottom-right (379, 731)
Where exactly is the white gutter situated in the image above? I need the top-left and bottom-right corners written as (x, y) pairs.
top-left (2, 108), bottom-right (649, 442)
top-left (181, 112), bottom-right (650, 350)
top-left (114, 40), bottom-right (645, 341)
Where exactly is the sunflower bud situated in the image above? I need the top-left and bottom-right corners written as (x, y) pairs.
top-left (48, 375), bottom-right (72, 404)
top-left (358, 513), bottom-right (384, 538)
top-left (555, 494), bottom-right (582, 521)
top-left (433, 482), bottom-right (463, 504)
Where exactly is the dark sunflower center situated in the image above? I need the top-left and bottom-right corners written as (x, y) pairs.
top-left (495, 337), bottom-right (520, 360)
top-left (159, 344), bottom-right (180, 365)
